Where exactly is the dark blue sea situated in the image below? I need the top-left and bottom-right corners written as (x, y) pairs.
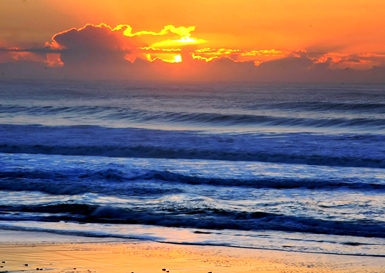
top-left (0, 79), bottom-right (384, 257)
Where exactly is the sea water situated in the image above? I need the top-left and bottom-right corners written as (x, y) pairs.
top-left (0, 79), bottom-right (384, 257)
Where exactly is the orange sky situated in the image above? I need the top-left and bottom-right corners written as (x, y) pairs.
top-left (1, 0), bottom-right (385, 82)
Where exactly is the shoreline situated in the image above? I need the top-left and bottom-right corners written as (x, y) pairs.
top-left (0, 230), bottom-right (384, 273)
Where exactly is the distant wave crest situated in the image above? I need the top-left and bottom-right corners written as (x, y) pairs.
top-left (1, 104), bottom-right (385, 130)
top-left (1, 143), bottom-right (385, 168)
top-left (1, 168), bottom-right (383, 194)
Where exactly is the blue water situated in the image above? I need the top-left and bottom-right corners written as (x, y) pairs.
top-left (0, 79), bottom-right (384, 257)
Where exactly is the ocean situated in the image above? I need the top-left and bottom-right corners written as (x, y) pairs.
top-left (0, 79), bottom-right (384, 257)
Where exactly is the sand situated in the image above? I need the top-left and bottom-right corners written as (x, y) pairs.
top-left (0, 230), bottom-right (384, 273)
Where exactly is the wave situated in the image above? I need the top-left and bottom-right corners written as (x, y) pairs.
top-left (254, 101), bottom-right (385, 114)
top-left (0, 168), bottom-right (383, 194)
top-left (153, 112), bottom-right (385, 129)
top-left (1, 203), bottom-right (384, 239)
top-left (1, 143), bottom-right (385, 169)
top-left (1, 104), bottom-right (384, 130)
top-left (1, 124), bottom-right (385, 168)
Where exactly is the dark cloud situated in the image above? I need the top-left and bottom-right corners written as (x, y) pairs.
top-left (0, 61), bottom-right (58, 80)
top-left (1, 52), bottom-right (385, 83)
top-left (0, 51), bottom-right (15, 63)
top-left (51, 24), bottom-right (142, 66)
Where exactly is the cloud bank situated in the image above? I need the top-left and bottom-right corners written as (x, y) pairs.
top-left (1, 23), bottom-right (385, 83)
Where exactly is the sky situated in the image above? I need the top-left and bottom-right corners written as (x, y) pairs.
top-left (1, 0), bottom-right (385, 82)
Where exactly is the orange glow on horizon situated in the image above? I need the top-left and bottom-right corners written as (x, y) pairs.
top-left (1, 20), bottom-right (385, 72)
top-left (46, 53), bottom-right (64, 67)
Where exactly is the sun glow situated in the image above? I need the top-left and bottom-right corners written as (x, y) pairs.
top-left (173, 54), bottom-right (182, 63)
top-left (146, 53), bottom-right (183, 63)
top-left (177, 36), bottom-right (197, 44)
top-left (151, 37), bottom-right (206, 48)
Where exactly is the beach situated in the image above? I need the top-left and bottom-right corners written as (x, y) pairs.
top-left (0, 230), bottom-right (384, 273)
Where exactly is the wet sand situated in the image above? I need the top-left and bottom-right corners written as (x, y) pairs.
top-left (0, 230), bottom-right (384, 273)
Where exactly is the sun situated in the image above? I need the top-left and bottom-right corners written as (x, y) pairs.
top-left (173, 54), bottom-right (182, 63)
